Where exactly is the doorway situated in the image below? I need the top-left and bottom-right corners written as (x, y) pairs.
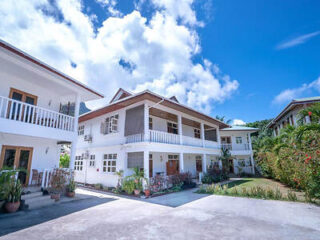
top-left (0, 145), bottom-right (33, 185)
top-left (8, 88), bottom-right (37, 122)
top-left (149, 154), bottom-right (153, 178)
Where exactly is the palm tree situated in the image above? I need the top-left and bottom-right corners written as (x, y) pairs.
top-left (215, 115), bottom-right (232, 125)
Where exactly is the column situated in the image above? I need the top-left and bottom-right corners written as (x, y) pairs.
top-left (70, 93), bottom-right (80, 170)
top-left (179, 152), bottom-right (184, 173)
top-left (201, 122), bottom-right (205, 147)
top-left (216, 127), bottom-right (221, 145)
top-left (144, 103), bottom-right (150, 141)
top-left (250, 155), bottom-right (255, 175)
top-left (144, 150), bottom-right (149, 179)
top-left (202, 154), bottom-right (207, 173)
top-left (248, 133), bottom-right (252, 151)
top-left (178, 114), bottom-right (183, 145)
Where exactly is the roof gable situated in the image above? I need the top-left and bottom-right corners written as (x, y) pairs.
top-left (109, 88), bottom-right (132, 103)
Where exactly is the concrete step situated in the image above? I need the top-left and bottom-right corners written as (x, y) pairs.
top-left (21, 191), bottom-right (43, 200)
top-left (26, 195), bottom-right (56, 210)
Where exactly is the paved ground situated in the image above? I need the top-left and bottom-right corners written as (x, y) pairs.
top-left (0, 188), bottom-right (319, 240)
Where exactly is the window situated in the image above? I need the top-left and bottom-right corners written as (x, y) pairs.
top-left (127, 152), bottom-right (143, 168)
top-left (74, 156), bottom-right (83, 171)
top-left (78, 125), bottom-right (84, 136)
top-left (103, 154), bottom-right (117, 173)
top-left (101, 114), bottom-right (119, 135)
top-left (167, 122), bottom-right (178, 134)
top-left (236, 137), bottom-right (242, 144)
top-left (168, 154), bottom-right (179, 160)
top-left (194, 128), bottom-right (201, 138)
top-left (89, 155), bottom-right (95, 167)
top-left (149, 117), bottom-right (153, 130)
top-left (238, 159), bottom-right (245, 167)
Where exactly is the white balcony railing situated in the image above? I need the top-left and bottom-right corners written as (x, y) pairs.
top-left (222, 143), bottom-right (250, 151)
top-left (0, 96), bottom-right (75, 132)
top-left (149, 130), bottom-right (180, 145)
top-left (182, 135), bottom-right (203, 147)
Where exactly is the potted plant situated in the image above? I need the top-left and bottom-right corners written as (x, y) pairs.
top-left (134, 180), bottom-right (142, 196)
top-left (66, 180), bottom-right (76, 198)
top-left (4, 178), bottom-right (22, 213)
top-left (132, 167), bottom-right (145, 196)
top-left (144, 179), bottom-right (151, 197)
top-left (49, 169), bottom-right (66, 201)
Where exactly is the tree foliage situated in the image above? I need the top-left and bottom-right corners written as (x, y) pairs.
top-left (59, 153), bottom-right (70, 168)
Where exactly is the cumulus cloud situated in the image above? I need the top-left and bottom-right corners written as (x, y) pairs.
top-left (0, 0), bottom-right (238, 113)
top-left (276, 31), bottom-right (320, 50)
top-left (232, 119), bottom-right (246, 126)
top-left (273, 77), bottom-right (320, 104)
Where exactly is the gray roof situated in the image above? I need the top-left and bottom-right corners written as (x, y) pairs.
top-left (293, 96), bottom-right (320, 102)
top-left (221, 126), bottom-right (259, 132)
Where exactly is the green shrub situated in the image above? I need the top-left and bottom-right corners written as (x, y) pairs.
top-left (274, 188), bottom-right (282, 200)
top-left (122, 177), bottom-right (135, 194)
top-left (266, 188), bottom-right (275, 199)
top-left (287, 190), bottom-right (298, 202)
top-left (94, 183), bottom-right (103, 190)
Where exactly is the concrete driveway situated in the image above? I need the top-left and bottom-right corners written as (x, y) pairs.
top-left (0, 188), bottom-right (319, 240)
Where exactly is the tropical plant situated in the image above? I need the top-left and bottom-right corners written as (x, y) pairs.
top-left (66, 180), bottom-right (76, 193)
top-left (3, 178), bottom-right (22, 203)
top-left (215, 115), bottom-right (232, 124)
top-left (49, 169), bottom-right (67, 194)
top-left (59, 153), bottom-right (70, 168)
top-left (219, 148), bottom-right (232, 174)
top-left (122, 177), bottom-right (135, 194)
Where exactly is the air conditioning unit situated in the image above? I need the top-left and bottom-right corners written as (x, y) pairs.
top-left (84, 134), bottom-right (92, 142)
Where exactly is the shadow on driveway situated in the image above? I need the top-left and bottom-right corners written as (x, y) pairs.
top-left (0, 194), bottom-right (116, 237)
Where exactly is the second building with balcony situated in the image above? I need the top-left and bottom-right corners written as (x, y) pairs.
top-left (74, 88), bottom-right (257, 186)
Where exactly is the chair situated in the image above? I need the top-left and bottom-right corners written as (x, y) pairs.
top-left (31, 169), bottom-right (39, 185)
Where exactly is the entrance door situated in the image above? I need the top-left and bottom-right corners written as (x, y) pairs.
top-left (229, 159), bottom-right (234, 173)
top-left (166, 160), bottom-right (179, 175)
top-left (0, 146), bottom-right (33, 185)
top-left (196, 155), bottom-right (202, 173)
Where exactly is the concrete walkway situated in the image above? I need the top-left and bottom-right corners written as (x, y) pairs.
top-left (0, 188), bottom-right (319, 240)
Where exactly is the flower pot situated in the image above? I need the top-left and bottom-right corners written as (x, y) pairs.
top-left (50, 193), bottom-right (61, 201)
top-left (144, 189), bottom-right (151, 197)
top-left (5, 201), bottom-right (20, 213)
top-left (66, 191), bottom-right (75, 198)
top-left (134, 189), bottom-right (141, 195)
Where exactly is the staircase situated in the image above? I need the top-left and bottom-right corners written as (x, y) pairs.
top-left (22, 190), bottom-right (56, 210)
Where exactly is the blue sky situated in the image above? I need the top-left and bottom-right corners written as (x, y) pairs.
top-left (0, 0), bottom-right (319, 124)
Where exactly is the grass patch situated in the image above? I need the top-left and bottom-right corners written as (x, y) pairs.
top-left (197, 177), bottom-right (314, 203)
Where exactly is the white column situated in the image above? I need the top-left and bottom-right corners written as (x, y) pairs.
top-left (144, 103), bottom-right (150, 141)
top-left (202, 154), bottom-right (207, 173)
top-left (216, 127), bottom-right (221, 145)
top-left (178, 114), bottom-right (183, 145)
top-left (179, 152), bottom-right (184, 173)
top-left (144, 150), bottom-right (149, 179)
top-left (248, 133), bottom-right (255, 174)
top-left (201, 122), bottom-right (205, 148)
top-left (248, 133), bottom-right (252, 151)
top-left (70, 93), bottom-right (80, 170)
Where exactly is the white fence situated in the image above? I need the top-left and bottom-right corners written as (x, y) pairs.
top-left (222, 143), bottom-right (250, 151)
top-left (41, 168), bottom-right (74, 190)
top-left (0, 96), bottom-right (75, 132)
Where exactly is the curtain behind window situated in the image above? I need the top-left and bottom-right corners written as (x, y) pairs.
top-left (124, 105), bottom-right (144, 136)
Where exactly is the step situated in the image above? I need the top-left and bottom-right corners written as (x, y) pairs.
top-left (25, 196), bottom-right (56, 210)
top-left (21, 191), bottom-right (43, 200)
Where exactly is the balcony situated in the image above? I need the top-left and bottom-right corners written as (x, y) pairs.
top-left (0, 96), bottom-right (75, 140)
top-left (125, 130), bottom-right (219, 149)
top-left (221, 143), bottom-right (250, 151)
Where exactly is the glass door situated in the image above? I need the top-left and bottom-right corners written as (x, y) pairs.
top-left (0, 146), bottom-right (33, 185)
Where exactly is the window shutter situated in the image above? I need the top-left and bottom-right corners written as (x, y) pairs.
top-left (100, 122), bottom-right (106, 134)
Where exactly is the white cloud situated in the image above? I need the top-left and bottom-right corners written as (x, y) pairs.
top-left (0, 0), bottom-right (238, 113)
top-left (232, 119), bottom-right (246, 126)
top-left (273, 77), bottom-right (320, 104)
top-left (276, 31), bottom-right (320, 50)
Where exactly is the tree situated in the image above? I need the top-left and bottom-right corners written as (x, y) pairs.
top-left (59, 153), bottom-right (70, 168)
top-left (215, 115), bottom-right (231, 124)
top-left (219, 148), bottom-right (232, 174)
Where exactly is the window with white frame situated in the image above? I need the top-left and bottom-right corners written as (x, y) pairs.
top-left (194, 128), bottom-right (201, 138)
top-left (149, 117), bottom-right (153, 130)
top-left (103, 154), bottom-right (117, 173)
top-left (167, 122), bottom-right (178, 134)
top-left (74, 156), bottom-right (83, 171)
top-left (101, 114), bottom-right (119, 135)
top-left (78, 125), bottom-right (84, 136)
top-left (236, 136), bottom-right (242, 144)
top-left (89, 155), bottom-right (95, 167)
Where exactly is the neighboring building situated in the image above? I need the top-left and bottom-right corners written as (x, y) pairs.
top-left (75, 88), bottom-right (257, 187)
top-left (0, 39), bottom-right (103, 186)
top-left (267, 97), bottom-right (320, 136)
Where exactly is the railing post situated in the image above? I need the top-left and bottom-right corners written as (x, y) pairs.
top-left (178, 114), bottom-right (182, 145)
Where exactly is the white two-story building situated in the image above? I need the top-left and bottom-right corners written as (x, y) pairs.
top-left (74, 88), bottom-right (257, 187)
top-left (0, 40), bottom-right (103, 186)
